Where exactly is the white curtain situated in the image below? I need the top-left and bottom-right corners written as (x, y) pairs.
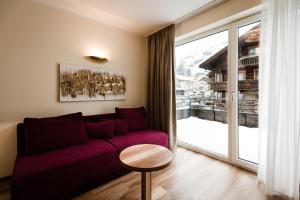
top-left (258, 0), bottom-right (300, 199)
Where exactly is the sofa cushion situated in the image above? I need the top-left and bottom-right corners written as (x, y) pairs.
top-left (11, 140), bottom-right (121, 200)
top-left (24, 112), bottom-right (88, 154)
top-left (107, 129), bottom-right (168, 152)
top-left (85, 121), bottom-right (114, 139)
top-left (115, 107), bottom-right (150, 131)
top-left (83, 113), bottom-right (115, 122)
top-left (103, 119), bottom-right (128, 135)
top-left (113, 119), bottom-right (128, 135)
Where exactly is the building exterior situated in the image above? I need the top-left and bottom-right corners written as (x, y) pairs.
top-left (176, 75), bottom-right (194, 119)
top-left (195, 25), bottom-right (260, 127)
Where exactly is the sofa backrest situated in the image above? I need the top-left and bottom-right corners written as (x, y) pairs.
top-left (17, 113), bottom-right (116, 156)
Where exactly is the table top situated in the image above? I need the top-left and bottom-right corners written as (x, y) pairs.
top-left (119, 144), bottom-right (173, 172)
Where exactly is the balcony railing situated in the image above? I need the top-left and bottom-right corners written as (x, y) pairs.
top-left (176, 97), bottom-right (258, 114)
top-left (238, 99), bottom-right (258, 114)
top-left (239, 55), bottom-right (259, 66)
top-left (191, 97), bottom-right (228, 111)
top-left (210, 80), bottom-right (258, 91)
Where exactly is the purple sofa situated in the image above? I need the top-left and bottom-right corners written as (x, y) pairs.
top-left (11, 112), bottom-right (168, 200)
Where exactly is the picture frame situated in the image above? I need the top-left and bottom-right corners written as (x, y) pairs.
top-left (59, 64), bottom-right (126, 102)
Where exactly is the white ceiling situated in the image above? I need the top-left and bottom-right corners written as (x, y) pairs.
top-left (35, 0), bottom-right (225, 36)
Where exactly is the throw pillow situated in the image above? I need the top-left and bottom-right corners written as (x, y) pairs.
top-left (102, 119), bottom-right (129, 135)
top-left (115, 107), bottom-right (150, 131)
top-left (85, 121), bottom-right (114, 139)
top-left (24, 112), bottom-right (88, 154)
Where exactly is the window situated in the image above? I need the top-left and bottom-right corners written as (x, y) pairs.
top-left (175, 14), bottom-right (260, 171)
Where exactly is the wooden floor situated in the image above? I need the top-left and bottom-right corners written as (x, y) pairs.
top-left (0, 147), bottom-right (284, 200)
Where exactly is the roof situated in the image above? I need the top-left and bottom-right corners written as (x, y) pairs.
top-left (199, 24), bottom-right (260, 70)
top-left (198, 46), bottom-right (227, 70)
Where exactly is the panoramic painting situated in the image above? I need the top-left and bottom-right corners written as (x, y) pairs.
top-left (59, 64), bottom-right (126, 102)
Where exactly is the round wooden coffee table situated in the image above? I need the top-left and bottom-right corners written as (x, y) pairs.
top-left (119, 144), bottom-right (173, 200)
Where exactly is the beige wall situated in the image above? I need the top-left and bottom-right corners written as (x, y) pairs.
top-left (0, 0), bottom-right (147, 178)
top-left (176, 0), bottom-right (261, 38)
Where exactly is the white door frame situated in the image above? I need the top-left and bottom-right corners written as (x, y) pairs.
top-left (229, 14), bottom-right (261, 171)
top-left (176, 13), bottom-right (261, 172)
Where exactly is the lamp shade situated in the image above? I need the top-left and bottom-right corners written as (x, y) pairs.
top-left (84, 56), bottom-right (108, 64)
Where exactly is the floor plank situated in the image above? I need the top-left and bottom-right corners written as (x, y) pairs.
top-left (0, 147), bottom-right (279, 200)
top-left (74, 147), bottom-right (267, 200)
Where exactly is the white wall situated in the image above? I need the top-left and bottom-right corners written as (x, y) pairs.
top-left (0, 0), bottom-right (147, 178)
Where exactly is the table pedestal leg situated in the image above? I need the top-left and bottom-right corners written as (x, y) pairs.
top-left (141, 172), bottom-right (151, 200)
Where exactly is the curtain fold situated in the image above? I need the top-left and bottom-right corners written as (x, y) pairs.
top-left (258, 0), bottom-right (300, 199)
top-left (147, 24), bottom-right (177, 151)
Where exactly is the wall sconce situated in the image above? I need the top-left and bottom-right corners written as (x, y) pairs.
top-left (84, 56), bottom-right (108, 64)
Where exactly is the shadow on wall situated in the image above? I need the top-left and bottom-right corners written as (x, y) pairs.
top-left (0, 122), bottom-right (17, 178)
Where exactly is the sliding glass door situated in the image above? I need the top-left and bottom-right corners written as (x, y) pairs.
top-left (176, 30), bottom-right (229, 157)
top-left (236, 21), bottom-right (261, 164)
top-left (175, 14), bottom-right (260, 171)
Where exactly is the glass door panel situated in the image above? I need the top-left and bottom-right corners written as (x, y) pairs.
top-left (237, 21), bottom-right (261, 163)
top-left (175, 30), bottom-right (229, 156)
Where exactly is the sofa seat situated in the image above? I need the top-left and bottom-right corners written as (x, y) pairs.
top-left (11, 139), bottom-right (120, 200)
top-left (107, 129), bottom-right (169, 152)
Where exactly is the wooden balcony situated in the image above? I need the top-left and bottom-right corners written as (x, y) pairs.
top-left (211, 81), bottom-right (227, 91)
top-left (238, 80), bottom-right (258, 91)
top-left (239, 55), bottom-right (259, 67)
top-left (210, 80), bottom-right (258, 91)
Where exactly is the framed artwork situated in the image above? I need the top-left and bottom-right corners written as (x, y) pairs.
top-left (59, 64), bottom-right (126, 102)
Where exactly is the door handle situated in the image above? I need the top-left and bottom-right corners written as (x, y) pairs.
top-left (231, 92), bottom-right (235, 102)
